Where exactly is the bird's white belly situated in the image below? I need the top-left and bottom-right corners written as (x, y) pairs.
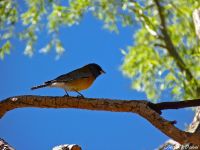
top-left (50, 82), bottom-right (66, 89)
top-left (50, 82), bottom-right (73, 91)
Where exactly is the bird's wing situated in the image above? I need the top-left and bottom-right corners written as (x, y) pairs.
top-left (45, 68), bottom-right (91, 84)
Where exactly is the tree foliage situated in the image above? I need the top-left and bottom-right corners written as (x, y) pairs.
top-left (122, 0), bottom-right (200, 100)
top-left (0, 0), bottom-right (200, 100)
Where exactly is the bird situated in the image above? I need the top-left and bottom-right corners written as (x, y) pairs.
top-left (31, 63), bottom-right (105, 97)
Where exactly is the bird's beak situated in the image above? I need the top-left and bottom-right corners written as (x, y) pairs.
top-left (100, 70), bottom-right (106, 74)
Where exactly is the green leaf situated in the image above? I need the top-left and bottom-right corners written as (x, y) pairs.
top-left (0, 40), bottom-right (11, 59)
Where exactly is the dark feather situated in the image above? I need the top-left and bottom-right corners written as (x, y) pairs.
top-left (48, 68), bottom-right (91, 83)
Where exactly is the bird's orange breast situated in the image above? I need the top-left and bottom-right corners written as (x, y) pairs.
top-left (65, 76), bottom-right (95, 91)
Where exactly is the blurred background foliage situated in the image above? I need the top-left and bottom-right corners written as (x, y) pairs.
top-left (0, 0), bottom-right (200, 101)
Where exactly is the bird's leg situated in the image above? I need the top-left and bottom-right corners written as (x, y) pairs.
top-left (75, 90), bottom-right (84, 98)
top-left (64, 89), bottom-right (69, 97)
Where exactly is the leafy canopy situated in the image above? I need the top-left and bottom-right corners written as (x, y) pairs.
top-left (0, 0), bottom-right (200, 100)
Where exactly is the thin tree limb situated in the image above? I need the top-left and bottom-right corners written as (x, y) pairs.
top-left (148, 99), bottom-right (200, 114)
top-left (153, 0), bottom-right (195, 81)
top-left (0, 95), bottom-right (200, 145)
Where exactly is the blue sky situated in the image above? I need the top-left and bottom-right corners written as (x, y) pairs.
top-left (0, 8), bottom-right (195, 150)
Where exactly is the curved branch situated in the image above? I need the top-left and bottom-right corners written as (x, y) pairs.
top-left (0, 95), bottom-right (200, 145)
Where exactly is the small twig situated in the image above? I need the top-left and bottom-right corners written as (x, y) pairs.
top-left (148, 99), bottom-right (200, 114)
top-left (154, 43), bottom-right (166, 49)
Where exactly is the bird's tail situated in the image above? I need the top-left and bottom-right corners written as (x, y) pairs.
top-left (31, 84), bottom-right (48, 90)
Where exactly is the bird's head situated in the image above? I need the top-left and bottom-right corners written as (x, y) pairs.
top-left (87, 63), bottom-right (105, 78)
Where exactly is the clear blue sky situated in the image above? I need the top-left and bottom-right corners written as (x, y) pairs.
top-left (0, 8), bottom-right (194, 150)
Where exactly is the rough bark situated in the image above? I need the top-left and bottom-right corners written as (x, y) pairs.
top-left (158, 107), bottom-right (200, 150)
top-left (1, 95), bottom-right (200, 145)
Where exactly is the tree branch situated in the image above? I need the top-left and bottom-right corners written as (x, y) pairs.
top-left (148, 99), bottom-right (200, 114)
top-left (153, 0), bottom-right (195, 81)
top-left (1, 95), bottom-right (200, 145)
top-left (0, 138), bottom-right (14, 150)
top-left (158, 107), bottom-right (200, 150)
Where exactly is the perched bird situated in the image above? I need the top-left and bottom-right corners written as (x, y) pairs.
top-left (31, 63), bottom-right (105, 97)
